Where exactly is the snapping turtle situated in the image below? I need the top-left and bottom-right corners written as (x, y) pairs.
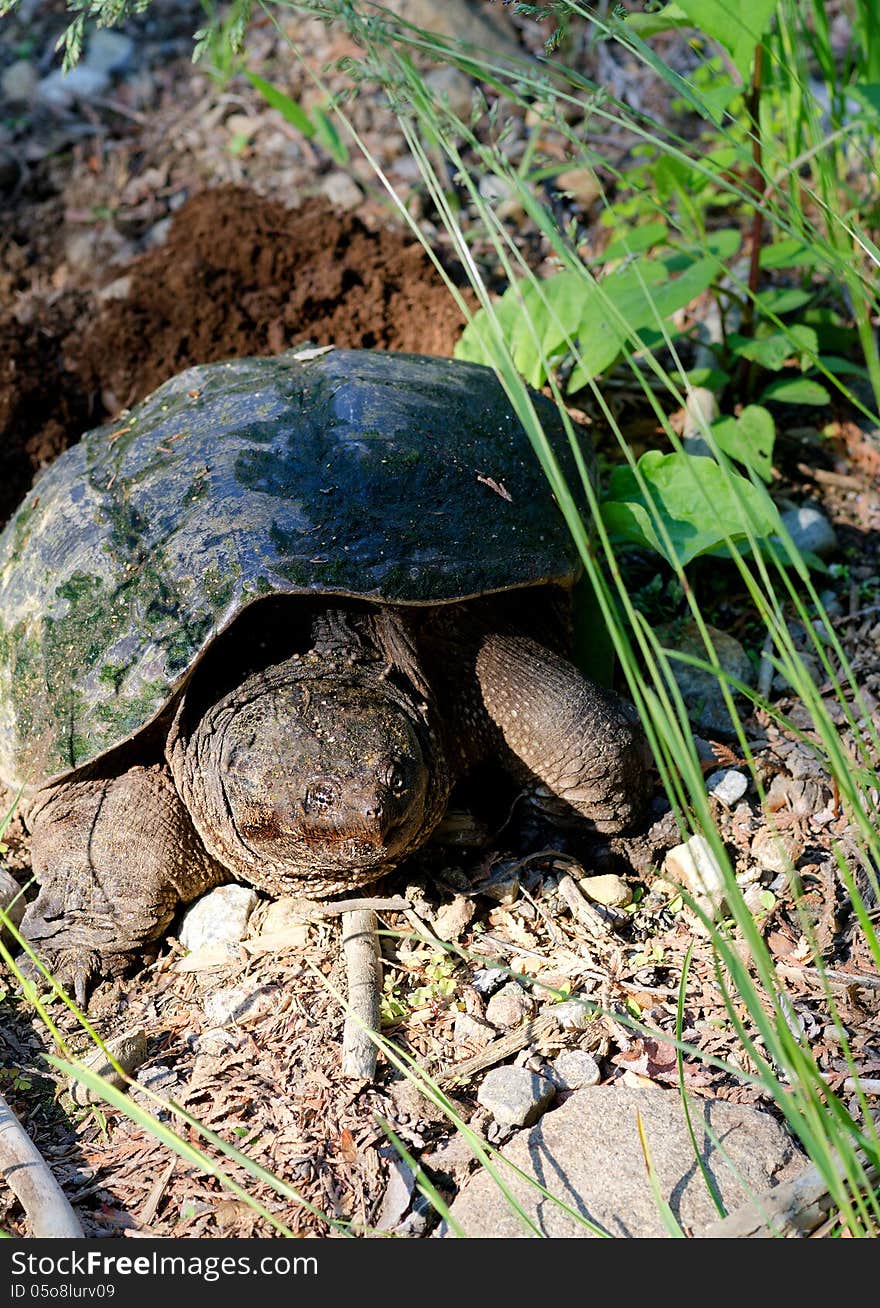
top-left (0, 348), bottom-right (648, 996)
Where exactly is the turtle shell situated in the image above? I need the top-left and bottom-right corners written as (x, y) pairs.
top-left (0, 348), bottom-right (593, 788)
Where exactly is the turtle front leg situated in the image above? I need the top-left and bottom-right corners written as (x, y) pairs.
top-left (475, 634), bottom-right (651, 833)
top-left (21, 764), bottom-right (228, 1004)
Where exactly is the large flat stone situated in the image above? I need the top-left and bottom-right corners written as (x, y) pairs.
top-left (445, 1085), bottom-right (802, 1237)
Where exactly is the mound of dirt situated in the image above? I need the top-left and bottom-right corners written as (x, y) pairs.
top-left (0, 185), bottom-right (467, 526)
top-left (72, 185), bottom-right (469, 410)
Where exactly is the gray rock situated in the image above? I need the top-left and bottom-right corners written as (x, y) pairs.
top-left (203, 982), bottom-right (277, 1027)
top-left (779, 505), bottom-right (838, 560)
top-left (477, 1066), bottom-right (556, 1128)
top-left (444, 1085), bottom-right (802, 1237)
top-left (706, 768), bottom-right (749, 807)
top-left (1, 59), bottom-right (38, 104)
top-left (656, 619), bottom-right (754, 737)
top-left (85, 30), bottom-right (135, 75)
top-left (68, 1029), bottom-right (148, 1107)
top-left (320, 171), bottom-right (362, 210)
top-left (424, 65), bottom-right (474, 118)
top-left (180, 884), bottom-right (258, 952)
top-left (382, 0), bottom-right (520, 53)
top-left (543, 998), bottom-right (593, 1031)
top-left (37, 65), bottom-right (110, 106)
top-left (550, 1050), bottom-right (601, 1090)
top-left (485, 981), bottom-right (535, 1029)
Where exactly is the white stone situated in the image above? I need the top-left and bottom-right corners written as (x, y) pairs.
top-left (1, 60), bottom-right (38, 104)
top-left (706, 768), bottom-right (749, 807)
top-left (37, 65), bottom-right (109, 106)
top-left (85, 30), bottom-right (135, 74)
top-left (550, 1050), bottom-right (601, 1090)
top-left (180, 884), bottom-right (258, 952)
top-left (664, 834), bottom-right (728, 918)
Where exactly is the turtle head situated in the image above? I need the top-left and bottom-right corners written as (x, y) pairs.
top-left (171, 658), bottom-right (448, 895)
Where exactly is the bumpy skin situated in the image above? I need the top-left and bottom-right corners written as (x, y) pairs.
top-left (167, 614), bottom-right (451, 898)
top-left (22, 765), bottom-right (226, 1002)
top-left (19, 601), bottom-right (649, 989)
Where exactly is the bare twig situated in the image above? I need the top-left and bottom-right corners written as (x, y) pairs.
top-left (341, 909), bottom-right (382, 1080)
top-left (0, 1091), bottom-right (83, 1237)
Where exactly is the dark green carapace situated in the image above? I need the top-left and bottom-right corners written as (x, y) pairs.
top-left (0, 348), bottom-right (592, 787)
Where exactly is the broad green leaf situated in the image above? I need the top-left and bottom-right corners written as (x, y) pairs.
top-left (460, 251), bottom-right (721, 392)
top-left (675, 0), bottom-right (777, 79)
top-left (710, 405), bottom-right (775, 481)
top-left (687, 366), bottom-right (731, 391)
top-left (849, 83), bottom-right (880, 117)
top-left (760, 238), bottom-right (823, 270)
top-left (245, 71), bottom-right (315, 136)
top-left (754, 287), bottom-right (814, 316)
top-left (601, 451), bottom-right (780, 567)
top-left (817, 355), bottom-right (870, 379)
top-left (760, 377), bottom-right (831, 405)
top-left (622, 3), bottom-right (692, 38)
top-left (728, 325), bottom-right (818, 371)
top-left (599, 221), bottom-right (669, 263)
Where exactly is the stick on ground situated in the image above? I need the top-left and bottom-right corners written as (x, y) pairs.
top-left (341, 909), bottom-right (382, 1080)
top-left (0, 1091), bottom-right (83, 1237)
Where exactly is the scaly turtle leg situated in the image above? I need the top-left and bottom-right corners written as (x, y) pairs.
top-left (21, 763), bottom-right (227, 1001)
top-left (475, 633), bottom-right (651, 833)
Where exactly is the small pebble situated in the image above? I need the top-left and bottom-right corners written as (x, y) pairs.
top-left (180, 884), bottom-right (258, 952)
top-left (751, 826), bottom-right (804, 876)
top-left (476, 1065), bottom-right (555, 1128)
top-left (779, 505), bottom-right (838, 560)
top-left (577, 873), bottom-right (632, 907)
top-left (550, 1050), bottom-right (601, 1090)
top-left (706, 768), bottom-right (749, 807)
top-left (38, 65), bottom-right (109, 106)
top-left (1, 59), bottom-right (37, 104)
top-left (424, 65), bottom-right (474, 118)
top-left (194, 1027), bottom-right (244, 1056)
top-left (471, 967), bottom-right (508, 996)
top-left (84, 29), bottom-right (135, 74)
top-left (68, 1029), bottom-right (148, 1107)
top-left (203, 982), bottom-right (277, 1027)
top-left (320, 171), bottom-right (363, 210)
top-left (664, 834), bottom-right (728, 918)
top-left (485, 981), bottom-right (535, 1029)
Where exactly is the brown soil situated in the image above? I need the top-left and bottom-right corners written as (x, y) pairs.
top-left (0, 184), bottom-right (466, 524)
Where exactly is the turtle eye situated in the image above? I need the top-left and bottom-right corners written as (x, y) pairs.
top-left (386, 765), bottom-right (408, 797)
top-left (305, 785), bottom-right (334, 812)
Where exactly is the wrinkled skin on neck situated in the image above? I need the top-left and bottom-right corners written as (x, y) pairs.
top-left (167, 643), bottom-right (450, 897)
